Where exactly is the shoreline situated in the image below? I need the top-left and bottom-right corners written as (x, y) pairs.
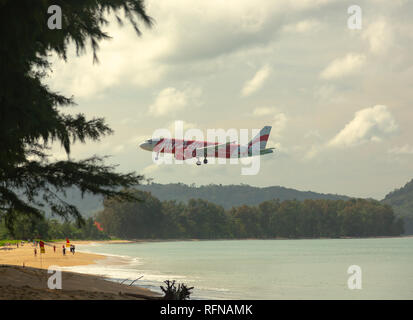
top-left (0, 264), bottom-right (161, 300)
top-left (1, 236), bottom-right (411, 300)
top-left (0, 240), bottom-right (161, 300)
top-left (0, 240), bottom-right (107, 270)
top-left (86, 234), bottom-right (413, 244)
top-left (75, 236), bottom-right (413, 300)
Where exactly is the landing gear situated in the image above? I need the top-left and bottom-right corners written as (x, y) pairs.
top-left (195, 156), bottom-right (207, 166)
top-left (195, 156), bottom-right (201, 166)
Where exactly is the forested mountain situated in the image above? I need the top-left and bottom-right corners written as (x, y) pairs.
top-left (43, 180), bottom-right (413, 235)
top-left (50, 183), bottom-right (350, 218)
top-left (382, 178), bottom-right (413, 234)
top-left (96, 190), bottom-right (404, 239)
top-left (2, 190), bottom-right (403, 241)
top-left (136, 183), bottom-right (350, 209)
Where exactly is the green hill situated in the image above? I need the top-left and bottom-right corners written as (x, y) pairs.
top-left (41, 180), bottom-right (413, 236)
top-left (136, 183), bottom-right (350, 209)
top-left (43, 183), bottom-right (350, 218)
top-left (382, 178), bottom-right (413, 234)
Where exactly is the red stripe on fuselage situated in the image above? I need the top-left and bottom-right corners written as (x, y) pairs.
top-left (154, 139), bottom-right (240, 159)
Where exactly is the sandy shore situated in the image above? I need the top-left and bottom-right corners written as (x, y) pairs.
top-left (0, 265), bottom-right (160, 300)
top-left (0, 240), bottom-right (161, 300)
top-left (0, 240), bottom-right (109, 269)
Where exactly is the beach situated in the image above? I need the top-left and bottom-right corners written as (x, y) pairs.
top-left (0, 240), bottom-right (109, 269)
top-left (0, 240), bottom-right (161, 300)
top-left (2, 237), bottom-right (412, 300)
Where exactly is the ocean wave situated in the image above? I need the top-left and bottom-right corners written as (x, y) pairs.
top-left (62, 256), bottom-right (186, 286)
top-left (76, 248), bottom-right (143, 265)
top-left (67, 243), bottom-right (235, 300)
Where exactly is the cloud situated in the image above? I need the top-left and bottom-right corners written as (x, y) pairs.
top-left (47, 0), bottom-right (336, 97)
top-left (303, 144), bottom-right (323, 160)
top-left (142, 163), bottom-right (164, 176)
top-left (303, 105), bottom-right (399, 160)
top-left (167, 120), bottom-right (198, 134)
top-left (241, 65), bottom-right (271, 96)
top-left (282, 19), bottom-right (322, 33)
top-left (388, 144), bottom-right (413, 155)
top-left (148, 87), bottom-right (202, 117)
top-left (40, 0), bottom-right (413, 199)
top-left (328, 105), bottom-right (398, 148)
top-left (314, 85), bottom-right (336, 101)
top-left (362, 19), bottom-right (393, 55)
top-left (154, 0), bottom-right (334, 64)
top-left (304, 130), bottom-right (322, 140)
top-left (320, 53), bottom-right (366, 79)
top-left (272, 113), bottom-right (287, 138)
top-left (112, 145), bottom-right (125, 154)
top-left (128, 135), bottom-right (148, 145)
top-left (301, 131), bottom-right (326, 160)
top-left (251, 107), bottom-right (287, 139)
top-left (47, 15), bottom-right (170, 98)
top-left (148, 87), bottom-right (187, 116)
top-left (252, 107), bottom-right (278, 117)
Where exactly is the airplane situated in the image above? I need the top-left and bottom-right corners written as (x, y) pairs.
top-left (139, 126), bottom-right (275, 166)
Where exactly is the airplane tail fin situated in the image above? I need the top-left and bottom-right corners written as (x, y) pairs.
top-left (247, 126), bottom-right (272, 150)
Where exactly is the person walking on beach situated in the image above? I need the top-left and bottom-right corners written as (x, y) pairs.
top-left (72, 245), bottom-right (75, 255)
top-left (62, 245), bottom-right (66, 256)
top-left (34, 248), bottom-right (37, 257)
top-left (53, 245), bottom-right (56, 253)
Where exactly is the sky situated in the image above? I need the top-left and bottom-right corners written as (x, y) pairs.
top-left (47, 0), bottom-right (413, 200)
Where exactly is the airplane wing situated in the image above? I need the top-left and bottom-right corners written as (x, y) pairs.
top-left (195, 141), bottom-right (235, 157)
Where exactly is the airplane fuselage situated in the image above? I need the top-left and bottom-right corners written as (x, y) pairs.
top-left (140, 138), bottom-right (252, 160)
top-left (139, 126), bottom-right (275, 165)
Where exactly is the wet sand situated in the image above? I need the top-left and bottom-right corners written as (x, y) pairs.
top-left (0, 240), bottom-right (160, 300)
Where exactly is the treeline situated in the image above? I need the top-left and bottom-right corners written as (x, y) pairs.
top-left (96, 190), bottom-right (404, 239)
top-left (137, 183), bottom-right (349, 210)
top-left (382, 178), bottom-right (413, 234)
top-left (0, 215), bottom-right (109, 241)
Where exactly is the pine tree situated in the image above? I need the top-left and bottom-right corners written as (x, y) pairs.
top-left (0, 1), bottom-right (153, 231)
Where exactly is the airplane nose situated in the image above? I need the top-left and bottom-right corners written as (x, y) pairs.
top-left (139, 142), bottom-right (150, 150)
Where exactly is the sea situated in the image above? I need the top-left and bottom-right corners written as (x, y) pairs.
top-left (62, 237), bottom-right (413, 299)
